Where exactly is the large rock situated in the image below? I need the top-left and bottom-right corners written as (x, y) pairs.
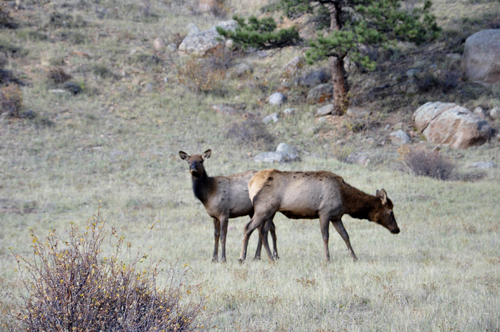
top-left (413, 102), bottom-right (493, 149)
top-left (462, 29), bottom-right (500, 86)
top-left (269, 92), bottom-right (287, 106)
top-left (389, 130), bottom-right (411, 145)
top-left (254, 143), bottom-right (300, 163)
top-left (178, 20), bottom-right (237, 56)
top-left (297, 69), bottom-right (331, 87)
top-left (306, 84), bottom-right (333, 104)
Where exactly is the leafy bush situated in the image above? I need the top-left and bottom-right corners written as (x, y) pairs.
top-left (0, 85), bottom-right (23, 117)
top-left (399, 145), bottom-right (455, 180)
top-left (3, 208), bottom-right (208, 331)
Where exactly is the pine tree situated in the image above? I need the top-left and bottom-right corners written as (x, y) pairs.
top-left (218, 0), bottom-right (440, 115)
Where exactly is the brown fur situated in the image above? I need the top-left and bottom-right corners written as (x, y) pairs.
top-left (179, 150), bottom-right (278, 262)
top-left (240, 169), bottom-right (400, 262)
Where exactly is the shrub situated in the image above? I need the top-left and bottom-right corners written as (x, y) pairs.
top-left (47, 67), bottom-right (72, 84)
top-left (3, 208), bottom-right (208, 331)
top-left (0, 8), bottom-right (17, 29)
top-left (399, 145), bottom-right (455, 180)
top-left (0, 85), bottom-right (23, 117)
top-left (177, 53), bottom-right (226, 93)
top-left (225, 119), bottom-right (275, 149)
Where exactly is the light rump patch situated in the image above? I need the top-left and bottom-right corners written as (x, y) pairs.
top-left (240, 169), bottom-right (400, 263)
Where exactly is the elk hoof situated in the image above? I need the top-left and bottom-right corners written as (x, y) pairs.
top-left (220, 258), bottom-right (227, 263)
top-left (238, 258), bottom-right (245, 264)
top-left (211, 258), bottom-right (218, 263)
top-left (253, 256), bottom-right (261, 261)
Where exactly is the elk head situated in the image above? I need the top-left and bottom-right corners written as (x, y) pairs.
top-left (372, 189), bottom-right (400, 234)
top-left (179, 149), bottom-right (212, 178)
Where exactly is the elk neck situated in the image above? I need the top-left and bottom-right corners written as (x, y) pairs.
top-left (341, 182), bottom-right (381, 221)
top-left (191, 169), bottom-right (215, 204)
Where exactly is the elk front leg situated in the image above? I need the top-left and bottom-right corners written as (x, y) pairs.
top-left (320, 215), bottom-right (331, 262)
top-left (331, 219), bottom-right (358, 261)
top-left (212, 218), bottom-right (220, 262)
top-left (219, 217), bottom-right (229, 263)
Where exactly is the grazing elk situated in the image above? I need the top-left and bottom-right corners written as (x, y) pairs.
top-left (179, 150), bottom-right (278, 262)
top-left (239, 169), bottom-right (400, 262)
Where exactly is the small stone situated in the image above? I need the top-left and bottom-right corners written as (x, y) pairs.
top-left (490, 107), bottom-right (500, 119)
top-left (283, 108), bottom-right (295, 117)
top-left (153, 37), bottom-right (165, 50)
top-left (389, 130), bottom-right (411, 145)
top-left (317, 104), bottom-right (334, 116)
top-left (406, 69), bottom-right (420, 78)
top-left (269, 92), bottom-right (287, 106)
top-left (346, 153), bottom-right (370, 166)
top-left (146, 83), bottom-right (153, 92)
top-left (469, 162), bottom-right (497, 169)
top-left (263, 113), bottom-right (279, 124)
top-left (446, 53), bottom-right (462, 61)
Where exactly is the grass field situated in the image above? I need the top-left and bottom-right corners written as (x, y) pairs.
top-left (1, 0), bottom-right (500, 330)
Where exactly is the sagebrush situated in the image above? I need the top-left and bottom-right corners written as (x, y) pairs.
top-left (3, 208), bottom-right (209, 331)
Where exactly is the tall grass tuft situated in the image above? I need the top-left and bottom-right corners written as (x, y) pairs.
top-left (3, 207), bottom-right (209, 331)
top-left (399, 145), bottom-right (455, 180)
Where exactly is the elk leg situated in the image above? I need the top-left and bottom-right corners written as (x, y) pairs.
top-left (239, 213), bottom-right (272, 262)
top-left (239, 220), bottom-right (257, 262)
top-left (268, 220), bottom-right (279, 259)
top-left (212, 218), bottom-right (220, 263)
top-left (259, 223), bottom-right (275, 263)
top-left (320, 215), bottom-right (331, 262)
top-left (331, 219), bottom-right (358, 261)
top-left (219, 217), bottom-right (229, 263)
top-left (253, 222), bottom-right (263, 261)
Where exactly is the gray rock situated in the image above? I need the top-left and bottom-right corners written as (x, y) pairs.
top-left (446, 53), bottom-right (462, 61)
top-left (167, 43), bottom-right (177, 52)
top-left (145, 83), bottom-right (153, 92)
top-left (227, 62), bottom-right (253, 79)
top-left (346, 107), bottom-right (370, 118)
top-left (490, 107), bottom-right (500, 119)
top-left (317, 104), bottom-right (334, 116)
top-left (406, 69), bottom-right (420, 78)
top-left (263, 113), bottom-right (279, 124)
top-left (153, 37), bottom-right (165, 50)
top-left (463, 29), bottom-right (500, 86)
top-left (254, 151), bottom-right (298, 163)
top-left (306, 84), bottom-right (333, 104)
top-left (284, 56), bottom-right (305, 76)
top-left (473, 107), bottom-right (486, 119)
top-left (179, 20), bottom-right (237, 56)
top-left (389, 130), bottom-right (411, 145)
top-left (469, 162), bottom-right (497, 169)
top-left (346, 153), bottom-right (370, 166)
top-left (283, 108), bottom-right (295, 117)
top-left (186, 23), bottom-right (200, 35)
top-left (254, 143), bottom-right (300, 163)
top-left (297, 69), bottom-right (331, 87)
top-left (210, 103), bottom-right (246, 115)
top-left (276, 143), bottom-right (299, 157)
top-left (269, 92), bottom-right (287, 106)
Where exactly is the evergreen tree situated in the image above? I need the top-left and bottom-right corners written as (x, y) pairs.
top-left (218, 0), bottom-right (440, 115)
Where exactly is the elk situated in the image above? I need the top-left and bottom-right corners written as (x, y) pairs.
top-left (239, 169), bottom-right (400, 262)
top-left (179, 150), bottom-right (278, 262)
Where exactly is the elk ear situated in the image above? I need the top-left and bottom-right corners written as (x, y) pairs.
top-left (179, 151), bottom-right (189, 160)
top-left (376, 189), bottom-right (388, 205)
top-left (202, 149), bottom-right (212, 160)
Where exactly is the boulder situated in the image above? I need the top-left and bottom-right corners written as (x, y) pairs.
top-left (306, 84), bottom-right (333, 104)
top-left (269, 92), bottom-right (287, 106)
top-left (317, 104), bottom-right (334, 116)
top-left (297, 69), bottom-right (330, 87)
top-left (284, 56), bottom-right (305, 76)
top-left (389, 130), bottom-right (411, 145)
top-left (462, 29), bottom-right (500, 86)
top-left (227, 62), bottom-right (253, 79)
top-left (179, 20), bottom-right (237, 56)
top-left (254, 143), bottom-right (300, 163)
top-left (413, 102), bottom-right (493, 149)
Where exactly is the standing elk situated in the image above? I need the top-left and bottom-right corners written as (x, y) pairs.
top-left (239, 169), bottom-right (400, 262)
top-left (179, 150), bottom-right (278, 262)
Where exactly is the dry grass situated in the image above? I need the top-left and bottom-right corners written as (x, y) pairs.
top-left (0, 0), bottom-right (500, 331)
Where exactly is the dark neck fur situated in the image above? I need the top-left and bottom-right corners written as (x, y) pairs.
top-left (342, 182), bottom-right (381, 221)
top-left (191, 170), bottom-right (214, 204)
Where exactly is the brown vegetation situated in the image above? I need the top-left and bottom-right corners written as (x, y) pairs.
top-left (239, 169), bottom-right (399, 262)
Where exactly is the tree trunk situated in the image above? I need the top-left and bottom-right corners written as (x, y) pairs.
top-left (327, 3), bottom-right (349, 115)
